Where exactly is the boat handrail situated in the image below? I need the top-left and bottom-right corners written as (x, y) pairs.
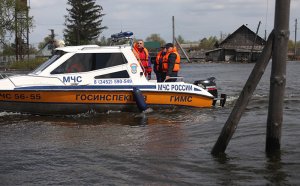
top-left (0, 73), bottom-right (14, 79)
top-left (163, 76), bottom-right (184, 82)
top-left (25, 75), bottom-right (67, 85)
top-left (81, 46), bottom-right (101, 50)
top-left (80, 45), bottom-right (130, 51)
top-left (0, 73), bottom-right (17, 87)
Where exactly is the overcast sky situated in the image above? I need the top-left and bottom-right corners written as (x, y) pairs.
top-left (29, 0), bottom-right (300, 47)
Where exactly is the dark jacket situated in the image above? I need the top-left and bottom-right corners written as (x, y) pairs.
top-left (167, 53), bottom-right (178, 77)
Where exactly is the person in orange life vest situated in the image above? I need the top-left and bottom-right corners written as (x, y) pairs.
top-left (154, 46), bottom-right (167, 82)
top-left (133, 40), bottom-right (152, 80)
top-left (162, 43), bottom-right (180, 82)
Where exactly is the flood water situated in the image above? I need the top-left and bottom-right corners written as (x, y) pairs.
top-left (0, 62), bottom-right (299, 185)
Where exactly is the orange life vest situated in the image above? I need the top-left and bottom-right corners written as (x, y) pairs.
top-left (155, 50), bottom-right (166, 72)
top-left (133, 43), bottom-right (151, 74)
top-left (162, 47), bottom-right (180, 72)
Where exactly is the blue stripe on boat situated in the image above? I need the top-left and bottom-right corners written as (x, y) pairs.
top-left (14, 85), bottom-right (157, 90)
top-left (194, 87), bottom-right (201, 91)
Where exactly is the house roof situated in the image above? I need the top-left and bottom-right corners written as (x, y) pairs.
top-left (219, 24), bottom-right (266, 48)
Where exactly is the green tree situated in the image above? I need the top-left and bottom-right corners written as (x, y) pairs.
top-left (1, 0), bottom-right (34, 59)
top-left (199, 36), bottom-right (218, 50)
top-left (1, 43), bottom-right (15, 56)
top-left (64, 0), bottom-right (107, 45)
top-left (176, 35), bottom-right (185, 44)
top-left (145, 33), bottom-right (166, 45)
top-left (287, 40), bottom-right (300, 55)
top-left (38, 36), bottom-right (53, 50)
top-left (0, 0), bottom-right (15, 45)
top-left (96, 36), bottom-right (111, 46)
top-left (1, 43), bottom-right (36, 56)
top-left (287, 40), bottom-right (294, 51)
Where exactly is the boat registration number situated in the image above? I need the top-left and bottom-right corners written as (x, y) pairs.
top-left (0, 93), bottom-right (41, 101)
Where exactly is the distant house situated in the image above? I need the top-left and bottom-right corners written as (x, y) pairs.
top-left (288, 47), bottom-right (300, 60)
top-left (144, 41), bottom-right (162, 63)
top-left (36, 43), bottom-right (53, 58)
top-left (37, 39), bottom-right (66, 58)
top-left (206, 25), bottom-right (266, 62)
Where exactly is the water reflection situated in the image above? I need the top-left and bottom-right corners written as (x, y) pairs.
top-left (212, 153), bottom-right (241, 185)
top-left (265, 150), bottom-right (289, 185)
top-left (0, 108), bottom-right (214, 127)
top-left (13, 106), bottom-right (218, 127)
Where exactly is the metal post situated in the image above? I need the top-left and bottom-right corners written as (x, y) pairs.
top-left (266, 0), bottom-right (290, 153)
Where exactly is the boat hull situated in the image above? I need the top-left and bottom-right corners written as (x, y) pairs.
top-left (0, 90), bottom-right (213, 115)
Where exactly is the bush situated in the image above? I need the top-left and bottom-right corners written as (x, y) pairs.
top-left (9, 57), bottom-right (47, 70)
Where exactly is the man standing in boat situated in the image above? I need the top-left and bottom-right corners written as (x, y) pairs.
top-left (154, 46), bottom-right (167, 82)
top-left (133, 40), bottom-right (152, 80)
top-left (163, 43), bottom-right (181, 82)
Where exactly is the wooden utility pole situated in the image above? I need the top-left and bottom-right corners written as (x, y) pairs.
top-left (172, 16), bottom-right (175, 45)
top-left (174, 37), bottom-right (191, 63)
top-left (211, 0), bottom-right (290, 155)
top-left (49, 29), bottom-right (55, 54)
top-left (266, 0), bottom-right (290, 153)
top-left (294, 18), bottom-right (297, 58)
top-left (26, 4), bottom-right (29, 61)
top-left (211, 31), bottom-right (274, 155)
top-left (249, 21), bottom-right (261, 62)
top-left (15, 6), bottom-right (18, 61)
top-left (171, 16), bottom-right (190, 62)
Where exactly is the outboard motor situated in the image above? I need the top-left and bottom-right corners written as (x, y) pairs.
top-left (194, 77), bottom-right (224, 107)
top-left (194, 77), bottom-right (218, 97)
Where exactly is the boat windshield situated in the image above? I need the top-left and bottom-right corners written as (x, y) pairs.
top-left (30, 51), bottom-right (65, 75)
